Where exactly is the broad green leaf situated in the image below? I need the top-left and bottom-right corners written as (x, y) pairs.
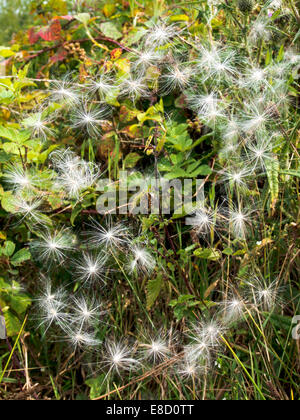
top-left (86, 375), bottom-right (106, 400)
top-left (75, 13), bottom-right (91, 25)
top-left (3, 310), bottom-right (21, 337)
top-left (123, 153), bottom-right (142, 169)
top-left (194, 248), bottom-right (221, 261)
top-left (2, 241), bottom-right (15, 257)
top-left (187, 164), bottom-right (212, 178)
top-left (164, 167), bottom-right (187, 180)
top-left (0, 126), bottom-right (30, 144)
top-left (147, 275), bottom-right (163, 309)
top-left (1, 192), bottom-right (17, 213)
top-left (100, 22), bottom-right (122, 40)
top-left (11, 248), bottom-right (31, 266)
top-left (9, 295), bottom-right (31, 315)
top-left (126, 27), bottom-right (147, 46)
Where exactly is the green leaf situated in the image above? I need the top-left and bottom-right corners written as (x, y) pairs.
top-left (3, 310), bottom-right (21, 337)
top-left (265, 312), bottom-right (292, 331)
top-left (70, 205), bottom-right (82, 226)
top-left (164, 167), bottom-right (187, 180)
top-left (11, 248), bottom-right (31, 266)
top-left (75, 13), bottom-right (91, 25)
top-left (1, 192), bottom-right (17, 213)
top-left (126, 27), bottom-right (147, 46)
top-left (146, 275), bottom-right (163, 309)
top-left (86, 375), bottom-right (106, 400)
top-left (0, 126), bottom-right (30, 144)
top-left (194, 248), bottom-right (221, 261)
top-left (0, 150), bottom-right (11, 163)
top-left (123, 153), bottom-right (142, 169)
top-left (2, 241), bottom-right (15, 257)
top-left (99, 22), bottom-right (122, 40)
top-left (223, 247), bottom-right (233, 256)
top-left (0, 89), bottom-right (14, 104)
top-left (167, 134), bottom-right (193, 152)
top-left (9, 295), bottom-right (31, 315)
top-left (187, 164), bottom-right (212, 178)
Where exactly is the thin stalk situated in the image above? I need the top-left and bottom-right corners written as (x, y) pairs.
top-left (111, 251), bottom-right (154, 328)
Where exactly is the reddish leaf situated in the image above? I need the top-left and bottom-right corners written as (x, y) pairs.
top-left (39, 20), bottom-right (62, 42)
top-left (50, 48), bottom-right (68, 63)
top-left (28, 28), bottom-right (39, 45)
top-left (28, 20), bottom-right (62, 44)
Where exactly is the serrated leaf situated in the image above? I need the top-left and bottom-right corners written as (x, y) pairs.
top-left (123, 153), bottom-right (142, 169)
top-left (147, 275), bottom-right (163, 309)
top-left (3, 310), bottom-right (21, 337)
top-left (9, 295), bottom-right (31, 315)
top-left (188, 164), bottom-right (212, 178)
top-left (11, 248), bottom-right (31, 266)
top-left (0, 126), bottom-right (30, 144)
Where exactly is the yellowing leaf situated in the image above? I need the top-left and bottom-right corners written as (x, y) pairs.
top-left (103, 3), bottom-right (116, 18)
top-left (169, 15), bottom-right (189, 22)
top-left (115, 58), bottom-right (131, 74)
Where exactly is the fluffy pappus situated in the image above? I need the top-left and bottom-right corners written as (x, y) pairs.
top-left (101, 339), bottom-right (140, 376)
top-left (70, 295), bottom-right (106, 329)
top-left (73, 252), bottom-right (108, 286)
top-left (128, 245), bottom-right (156, 275)
top-left (85, 218), bottom-right (130, 251)
top-left (159, 63), bottom-right (194, 95)
top-left (3, 165), bottom-right (34, 192)
top-left (70, 101), bottom-right (111, 137)
top-left (119, 75), bottom-right (150, 102)
top-left (48, 78), bottom-right (79, 105)
top-left (144, 23), bottom-right (178, 48)
top-left (30, 227), bottom-right (75, 264)
top-left (247, 275), bottom-right (284, 311)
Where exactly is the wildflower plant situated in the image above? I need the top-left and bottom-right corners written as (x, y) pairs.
top-left (0, 0), bottom-right (299, 401)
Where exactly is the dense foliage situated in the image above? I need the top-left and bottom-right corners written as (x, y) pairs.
top-left (0, 0), bottom-right (299, 400)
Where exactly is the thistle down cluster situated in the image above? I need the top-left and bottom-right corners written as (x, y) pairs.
top-left (30, 216), bottom-right (283, 382)
top-left (2, 3), bottom-right (297, 384)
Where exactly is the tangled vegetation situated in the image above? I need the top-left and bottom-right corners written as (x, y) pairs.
top-left (0, 0), bottom-right (299, 400)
